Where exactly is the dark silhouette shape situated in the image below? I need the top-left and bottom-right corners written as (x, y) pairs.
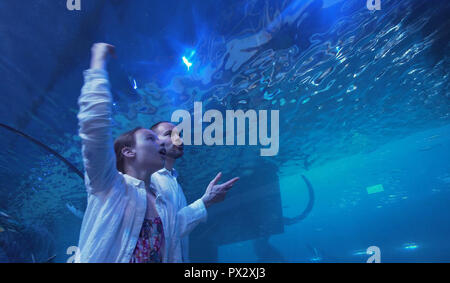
top-left (253, 236), bottom-right (286, 263)
top-left (0, 123), bottom-right (84, 179)
top-left (283, 175), bottom-right (315, 226)
top-left (252, 174), bottom-right (315, 263)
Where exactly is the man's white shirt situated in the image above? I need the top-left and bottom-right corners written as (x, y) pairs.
top-left (151, 168), bottom-right (208, 262)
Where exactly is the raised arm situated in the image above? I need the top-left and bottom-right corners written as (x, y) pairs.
top-left (77, 43), bottom-right (119, 195)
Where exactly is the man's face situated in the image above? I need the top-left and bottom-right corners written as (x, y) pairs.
top-left (133, 129), bottom-right (166, 171)
top-left (152, 122), bottom-right (184, 159)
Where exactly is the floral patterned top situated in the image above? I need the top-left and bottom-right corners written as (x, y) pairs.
top-left (129, 217), bottom-right (164, 263)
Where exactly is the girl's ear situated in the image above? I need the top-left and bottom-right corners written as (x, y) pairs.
top-left (121, 147), bottom-right (135, 158)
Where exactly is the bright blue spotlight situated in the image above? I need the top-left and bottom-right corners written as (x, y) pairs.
top-left (181, 49), bottom-right (196, 71)
top-left (403, 243), bottom-right (418, 250)
top-left (182, 56), bottom-right (193, 71)
top-left (133, 79), bottom-right (138, 90)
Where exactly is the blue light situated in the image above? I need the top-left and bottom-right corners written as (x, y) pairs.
top-left (352, 250), bottom-right (367, 256)
top-left (309, 247), bottom-right (322, 262)
top-left (403, 243), bottom-right (418, 250)
top-left (309, 256), bottom-right (322, 262)
top-left (181, 49), bottom-right (196, 71)
top-left (133, 79), bottom-right (138, 90)
top-left (182, 56), bottom-right (193, 71)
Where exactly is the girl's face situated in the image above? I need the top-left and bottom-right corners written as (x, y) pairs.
top-left (132, 129), bottom-right (166, 173)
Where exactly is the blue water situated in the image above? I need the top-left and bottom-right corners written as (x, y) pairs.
top-left (0, 0), bottom-right (449, 262)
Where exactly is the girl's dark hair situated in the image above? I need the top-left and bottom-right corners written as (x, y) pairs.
top-left (114, 127), bottom-right (143, 174)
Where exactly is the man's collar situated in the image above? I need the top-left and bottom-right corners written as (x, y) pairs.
top-left (157, 167), bottom-right (178, 178)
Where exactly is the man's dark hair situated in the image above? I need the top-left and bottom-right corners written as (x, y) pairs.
top-left (114, 127), bottom-right (143, 174)
top-left (150, 121), bottom-right (172, 132)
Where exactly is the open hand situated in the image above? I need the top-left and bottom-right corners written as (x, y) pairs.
top-left (201, 172), bottom-right (240, 208)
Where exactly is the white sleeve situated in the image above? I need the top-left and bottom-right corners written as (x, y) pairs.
top-left (77, 69), bottom-right (120, 195)
top-left (174, 185), bottom-right (208, 238)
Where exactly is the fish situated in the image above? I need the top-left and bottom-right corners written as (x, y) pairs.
top-left (66, 203), bottom-right (84, 219)
top-left (0, 211), bottom-right (11, 218)
top-left (306, 244), bottom-right (323, 262)
top-left (438, 174), bottom-right (450, 184)
top-left (42, 255), bottom-right (56, 263)
top-left (352, 249), bottom-right (368, 256)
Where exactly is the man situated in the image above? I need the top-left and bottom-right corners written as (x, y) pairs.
top-left (151, 121), bottom-right (240, 262)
